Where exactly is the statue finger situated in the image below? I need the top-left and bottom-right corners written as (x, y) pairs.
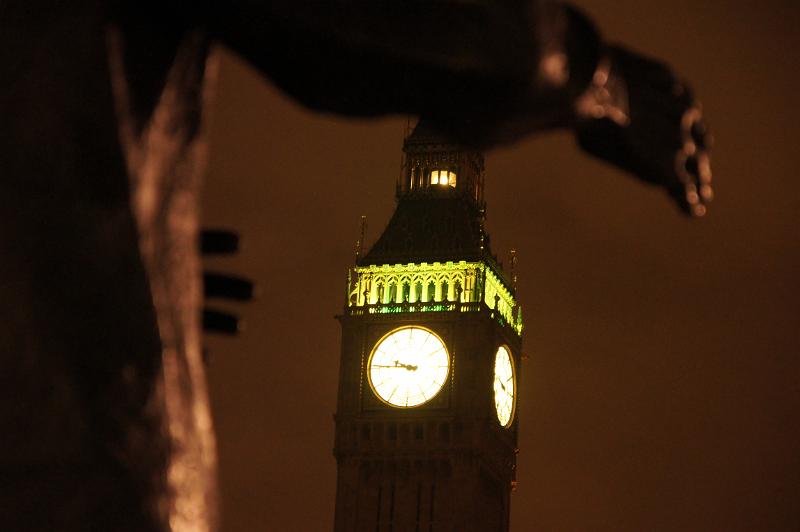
top-left (674, 149), bottom-right (712, 216)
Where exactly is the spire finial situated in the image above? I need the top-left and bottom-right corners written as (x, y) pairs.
top-left (355, 215), bottom-right (367, 264)
top-left (510, 249), bottom-right (518, 290)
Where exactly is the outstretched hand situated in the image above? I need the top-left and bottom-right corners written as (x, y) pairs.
top-left (574, 45), bottom-right (713, 216)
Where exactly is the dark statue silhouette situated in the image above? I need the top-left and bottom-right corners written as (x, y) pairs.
top-left (0, 1), bottom-right (711, 530)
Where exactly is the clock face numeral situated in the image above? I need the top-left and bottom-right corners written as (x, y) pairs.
top-left (368, 326), bottom-right (449, 408)
top-left (493, 346), bottom-right (516, 428)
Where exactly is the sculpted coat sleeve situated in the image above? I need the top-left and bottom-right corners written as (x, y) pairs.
top-left (208, 1), bottom-right (594, 138)
top-left (208, 0), bottom-right (711, 214)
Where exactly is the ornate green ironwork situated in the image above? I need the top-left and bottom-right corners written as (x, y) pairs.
top-left (345, 261), bottom-right (523, 335)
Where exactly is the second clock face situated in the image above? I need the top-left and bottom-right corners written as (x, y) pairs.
top-left (368, 326), bottom-right (450, 408)
top-left (493, 346), bottom-right (516, 427)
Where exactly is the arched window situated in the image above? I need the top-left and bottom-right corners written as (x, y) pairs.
top-left (430, 169), bottom-right (456, 187)
top-left (376, 283), bottom-right (384, 304)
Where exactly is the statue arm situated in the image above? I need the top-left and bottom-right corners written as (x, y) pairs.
top-left (205, 0), bottom-right (711, 215)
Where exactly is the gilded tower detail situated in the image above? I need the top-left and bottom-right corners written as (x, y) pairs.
top-left (333, 122), bottom-right (523, 532)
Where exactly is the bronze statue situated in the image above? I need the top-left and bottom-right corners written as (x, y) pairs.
top-left (0, 1), bottom-right (711, 530)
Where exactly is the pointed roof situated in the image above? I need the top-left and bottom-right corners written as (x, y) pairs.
top-left (359, 119), bottom-right (490, 265)
top-left (359, 193), bottom-right (488, 265)
top-left (403, 119), bottom-right (461, 149)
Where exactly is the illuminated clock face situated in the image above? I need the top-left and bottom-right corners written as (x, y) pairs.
top-left (493, 346), bottom-right (516, 427)
top-left (368, 326), bottom-right (450, 408)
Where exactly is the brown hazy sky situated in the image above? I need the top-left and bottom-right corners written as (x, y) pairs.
top-left (201, 1), bottom-right (800, 530)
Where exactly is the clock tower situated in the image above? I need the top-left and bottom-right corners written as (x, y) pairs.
top-left (333, 121), bottom-right (523, 532)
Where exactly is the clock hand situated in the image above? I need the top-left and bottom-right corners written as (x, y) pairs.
top-left (393, 360), bottom-right (418, 371)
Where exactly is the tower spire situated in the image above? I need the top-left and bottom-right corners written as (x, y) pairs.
top-left (354, 215), bottom-right (367, 264)
top-left (510, 249), bottom-right (518, 290)
top-left (397, 118), bottom-right (485, 208)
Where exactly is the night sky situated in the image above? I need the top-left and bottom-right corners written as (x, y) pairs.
top-left (201, 1), bottom-right (800, 530)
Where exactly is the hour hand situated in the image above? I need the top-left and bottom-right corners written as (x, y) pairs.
top-left (393, 360), bottom-right (418, 371)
